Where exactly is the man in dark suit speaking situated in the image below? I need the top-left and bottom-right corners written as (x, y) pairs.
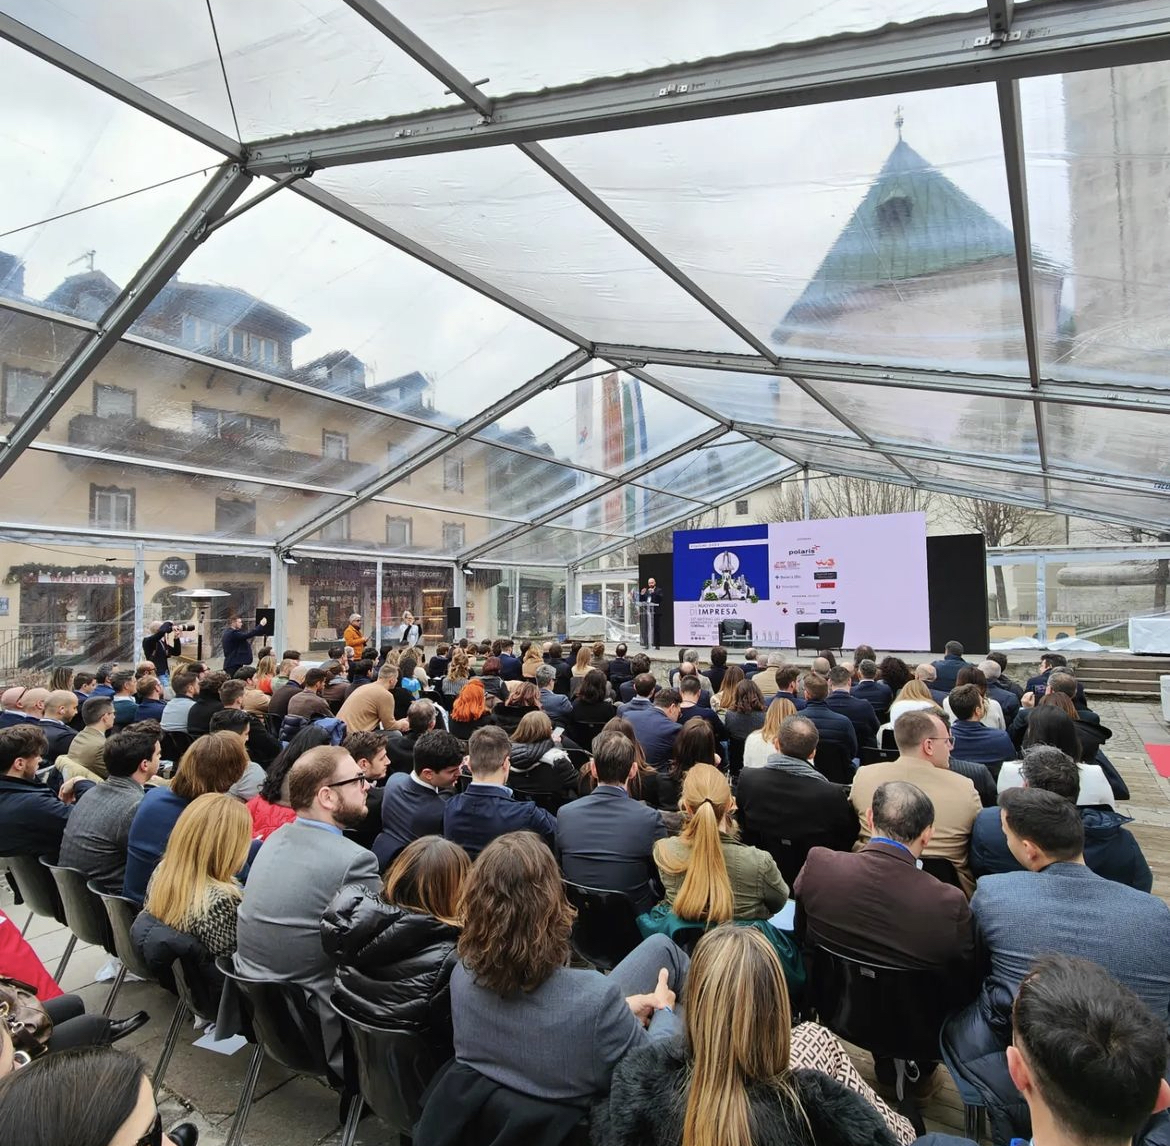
top-left (638, 578), bottom-right (663, 649)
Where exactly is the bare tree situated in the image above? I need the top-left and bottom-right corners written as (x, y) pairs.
top-left (1088, 522), bottom-right (1170, 611)
top-left (762, 474), bottom-right (931, 523)
top-left (950, 498), bottom-right (1049, 620)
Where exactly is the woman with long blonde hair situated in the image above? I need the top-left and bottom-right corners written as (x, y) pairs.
top-left (520, 643), bottom-right (544, 680)
top-left (441, 649), bottom-right (471, 698)
top-left (742, 696), bottom-right (796, 770)
top-left (255, 654), bottom-right (277, 695)
top-left (654, 764), bottom-right (787, 924)
top-left (145, 792), bottom-right (252, 956)
top-left (594, 925), bottom-right (913, 1146)
top-left (888, 678), bottom-right (936, 725)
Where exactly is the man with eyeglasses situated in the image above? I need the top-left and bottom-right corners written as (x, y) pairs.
top-left (235, 745), bottom-right (379, 1072)
top-left (848, 709), bottom-right (982, 895)
top-left (0, 724), bottom-right (80, 860)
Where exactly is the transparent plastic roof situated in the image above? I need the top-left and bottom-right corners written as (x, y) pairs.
top-left (1, 0), bottom-right (1168, 566)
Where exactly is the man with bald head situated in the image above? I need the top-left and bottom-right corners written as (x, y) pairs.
top-left (40, 690), bottom-right (79, 766)
top-left (915, 662), bottom-right (948, 704)
top-left (0, 687), bottom-right (47, 729)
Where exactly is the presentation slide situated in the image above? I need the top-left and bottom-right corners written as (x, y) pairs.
top-left (672, 513), bottom-right (930, 649)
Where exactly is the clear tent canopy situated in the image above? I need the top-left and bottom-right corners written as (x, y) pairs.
top-left (1, 0), bottom-right (1168, 575)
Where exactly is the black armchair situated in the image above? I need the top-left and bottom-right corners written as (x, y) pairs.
top-left (718, 619), bottom-right (753, 649)
top-left (794, 620), bottom-right (845, 653)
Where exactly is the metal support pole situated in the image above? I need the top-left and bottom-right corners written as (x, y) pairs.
top-left (802, 468), bottom-right (812, 520)
top-left (451, 563), bottom-right (466, 643)
top-left (1035, 556), bottom-right (1048, 645)
top-left (269, 550), bottom-right (288, 659)
top-left (510, 569), bottom-right (521, 637)
top-left (132, 543), bottom-right (145, 661)
top-left (375, 558), bottom-right (384, 650)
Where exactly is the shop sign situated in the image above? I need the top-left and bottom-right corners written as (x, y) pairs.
top-left (159, 557), bottom-right (190, 584)
top-left (37, 571), bottom-right (118, 585)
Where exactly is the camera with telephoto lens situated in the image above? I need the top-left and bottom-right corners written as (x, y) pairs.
top-left (172, 623), bottom-right (197, 632)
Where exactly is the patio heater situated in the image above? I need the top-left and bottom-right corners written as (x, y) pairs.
top-left (171, 588), bottom-right (231, 663)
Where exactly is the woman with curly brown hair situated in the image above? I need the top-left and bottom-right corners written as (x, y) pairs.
top-left (450, 831), bottom-right (688, 1102)
top-left (491, 680), bottom-right (541, 736)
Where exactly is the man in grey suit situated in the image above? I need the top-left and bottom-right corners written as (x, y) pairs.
top-left (942, 786), bottom-right (1170, 1143)
top-left (556, 732), bottom-right (666, 913)
top-left (58, 727), bottom-right (159, 893)
top-left (536, 665), bottom-right (573, 723)
top-left (235, 745), bottom-right (380, 1070)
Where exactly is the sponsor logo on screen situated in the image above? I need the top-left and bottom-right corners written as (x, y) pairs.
top-left (813, 571), bottom-right (838, 581)
top-left (787, 546), bottom-right (820, 556)
top-left (815, 558), bottom-right (836, 568)
top-left (820, 608), bottom-right (838, 615)
top-left (816, 582), bottom-right (836, 589)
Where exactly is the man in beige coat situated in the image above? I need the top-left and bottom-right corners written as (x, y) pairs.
top-left (849, 708), bottom-right (981, 895)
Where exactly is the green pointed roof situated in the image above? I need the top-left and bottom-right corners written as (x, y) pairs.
top-left (776, 138), bottom-right (1017, 336)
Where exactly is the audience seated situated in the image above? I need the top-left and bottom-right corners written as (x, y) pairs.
top-left (853, 659), bottom-right (893, 715)
top-left (287, 667), bottom-right (332, 721)
top-left (593, 925), bottom-right (914, 1146)
top-left (159, 671), bottom-right (198, 733)
top-left (676, 675), bottom-right (727, 744)
top-left (519, 642), bottom-right (543, 681)
top-left (825, 666), bottom-right (879, 750)
top-left (556, 732), bottom-right (666, 913)
top-left (737, 715), bottom-right (858, 873)
top-left (443, 726), bottom-right (556, 858)
top-left (145, 792), bottom-right (250, 957)
top-left (795, 778), bottom-right (976, 983)
top-left (493, 682), bottom-right (543, 737)
top-left (985, 651), bottom-right (1024, 699)
top-left (656, 717), bottom-right (722, 814)
top-left (887, 679), bottom-right (938, 726)
top-left (38, 690), bottom-right (78, 766)
top-left (740, 648), bottom-right (762, 677)
top-left (849, 710), bottom-right (982, 894)
top-left (441, 649), bottom-right (473, 699)
top-left (0, 725), bottom-right (75, 859)
top-left (703, 646), bottom-right (728, 694)
top-left (217, 680), bottom-right (281, 767)
top-left (710, 664), bottom-right (744, 715)
top-left (236, 745), bottom-right (381, 1070)
top-left (245, 724), bottom-right (330, 841)
top-left (931, 640), bottom-right (974, 692)
top-left (945, 666), bottom-right (1006, 731)
top-left (507, 712), bottom-right (577, 810)
top-left (341, 730), bottom-right (391, 850)
top-left (0, 1045), bottom-right (197, 1146)
top-left (477, 656), bottom-right (509, 704)
top-left (322, 834), bottom-right (468, 1060)
top-left (878, 656), bottom-right (914, 697)
top-left (133, 677), bottom-right (166, 723)
top-left (567, 669), bottom-right (618, 744)
top-left (497, 639), bottom-right (522, 682)
top-left (206, 709), bottom-right (267, 801)
top-left (123, 731), bottom-right (248, 904)
top-left (67, 695), bottom-right (115, 779)
top-left (977, 659), bottom-right (1020, 723)
top-left (1024, 653), bottom-right (1087, 705)
top-left (915, 663), bottom-right (949, 705)
top-left (607, 643), bottom-right (632, 689)
top-left (799, 672), bottom-right (858, 759)
top-left (942, 787), bottom-right (1170, 1143)
top-left (749, 651), bottom-right (787, 698)
top-left (447, 678), bottom-right (498, 741)
top-left (1005, 955), bottom-right (1170, 1146)
top-left (108, 672), bottom-right (138, 728)
top-left (948, 683), bottom-right (1016, 774)
top-left (599, 716), bottom-right (663, 809)
top-left (385, 698), bottom-right (437, 773)
top-left (620, 681), bottom-right (682, 768)
top-left (267, 663), bottom-right (306, 723)
top-left (972, 746), bottom-right (1151, 889)
top-left (374, 730), bottom-right (464, 870)
top-left (449, 831), bottom-right (686, 1102)
top-left (535, 665), bottom-right (573, 722)
top-left (654, 764), bottom-right (788, 925)
top-left (615, 654), bottom-right (650, 704)
top-left (741, 695), bottom-right (794, 771)
top-left (335, 664), bottom-right (409, 733)
top-left (59, 727), bottom-right (159, 892)
top-left (721, 679), bottom-right (767, 762)
top-left (184, 671), bottom-right (227, 735)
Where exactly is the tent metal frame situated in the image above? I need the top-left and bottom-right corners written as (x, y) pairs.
top-left (0, 0), bottom-right (1167, 572)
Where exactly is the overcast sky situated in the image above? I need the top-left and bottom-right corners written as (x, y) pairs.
top-left (1, 2), bottom-right (1069, 457)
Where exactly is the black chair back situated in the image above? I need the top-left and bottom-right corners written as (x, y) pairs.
top-left (569, 719), bottom-right (609, 751)
top-left (718, 619), bottom-right (752, 649)
top-left (920, 856), bottom-right (963, 888)
top-left (859, 745), bottom-right (898, 766)
top-left (5, 853), bottom-right (66, 924)
top-left (160, 730), bottom-right (193, 764)
top-left (92, 887), bottom-right (156, 982)
top-left (880, 727), bottom-right (898, 751)
top-left (562, 881), bottom-right (643, 972)
top-left (817, 621), bottom-right (846, 651)
top-left (42, 859), bottom-right (115, 953)
top-left (810, 943), bottom-right (957, 1064)
top-left (813, 741), bottom-right (854, 784)
top-left (215, 956), bottom-right (337, 1084)
top-left (172, 955), bottom-right (225, 1023)
top-left (728, 735), bottom-right (746, 775)
top-left (794, 622), bottom-right (820, 651)
top-left (331, 999), bottom-right (448, 1137)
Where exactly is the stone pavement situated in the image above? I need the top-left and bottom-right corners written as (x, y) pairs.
top-left (5, 701), bottom-right (1168, 1145)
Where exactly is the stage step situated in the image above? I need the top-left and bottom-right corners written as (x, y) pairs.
top-left (1073, 654), bottom-right (1170, 700)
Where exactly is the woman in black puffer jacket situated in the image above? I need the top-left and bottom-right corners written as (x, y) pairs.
top-left (321, 836), bottom-right (469, 1051)
top-left (508, 710), bottom-right (579, 811)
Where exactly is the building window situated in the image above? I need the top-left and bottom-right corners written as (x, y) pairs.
top-left (385, 515), bottom-right (413, 548)
top-left (192, 405), bottom-right (279, 442)
top-left (90, 484), bottom-right (135, 530)
top-left (94, 383), bottom-right (137, 420)
top-left (322, 430), bottom-right (349, 461)
top-left (181, 316), bottom-right (278, 367)
top-left (214, 497), bottom-right (256, 536)
top-left (735, 499), bottom-right (749, 515)
top-left (442, 521), bottom-right (466, 550)
top-left (443, 455), bottom-right (464, 493)
top-left (2, 366), bottom-right (44, 421)
top-left (386, 444), bottom-right (411, 484)
top-left (321, 513), bottom-right (350, 543)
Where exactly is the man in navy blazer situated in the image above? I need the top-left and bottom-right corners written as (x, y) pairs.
top-left (932, 640), bottom-right (974, 692)
top-left (618, 679), bottom-right (681, 767)
top-left (556, 732), bottom-right (665, 912)
top-left (950, 684), bottom-right (1015, 773)
top-left (497, 640), bottom-right (523, 682)
top-left (852, 659), bottom-right (892, 715)
top-left (536, 666), bottom-right (573, 722)
top-left (824, 667), bottom-right (879, 750)
top-left (443, 726), bottom-right (556, 858)
top-left (799, 673), bottom-right (857, 759)
top-left (1024, 653), bottom-right (1086, 705)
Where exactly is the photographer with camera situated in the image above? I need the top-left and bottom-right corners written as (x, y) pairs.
top-left (142, 621), bottom-right (190, 687)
